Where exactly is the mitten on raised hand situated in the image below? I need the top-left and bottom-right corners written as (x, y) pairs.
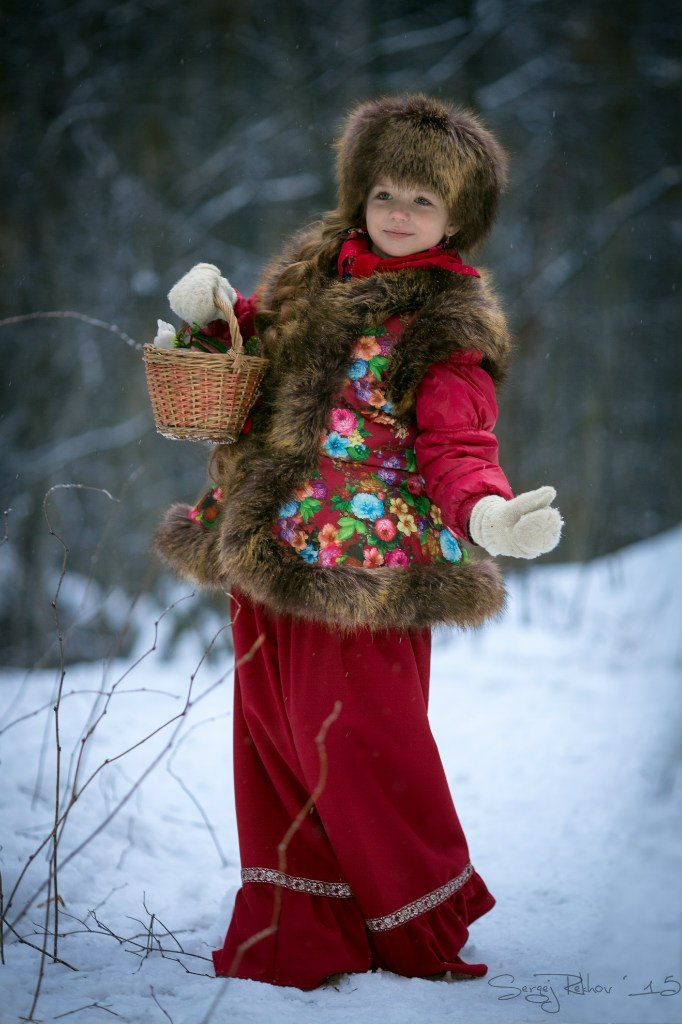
top-left (167, 263), bottom-right (237, 327)
top-left (468, 485), bottom-right (564, 559)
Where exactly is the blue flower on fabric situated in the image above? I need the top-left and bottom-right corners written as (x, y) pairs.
top-left (300, 543), bottom-right (319, 563)
top-left (348, 359), bottom-right (368, 380)
top-left (277, 499), bottom-right (299, 518)
top-left (350, 492), bottom-right (385, 521)
top-left (439, 529), bottom-right (463, 563)
top-left (323, 432), bottom-right (350, 457)
top-left (381, 399), bottom-right (396, 414)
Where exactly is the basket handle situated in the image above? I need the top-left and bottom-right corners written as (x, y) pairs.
top-left (212, 286), bottom-right (245, 372)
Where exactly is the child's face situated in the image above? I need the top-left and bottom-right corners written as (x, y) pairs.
top-left (364, 178), bottom-right (457, 258)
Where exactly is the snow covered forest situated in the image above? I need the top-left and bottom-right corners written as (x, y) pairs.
top-left (0, 0), bottom-right (681, 1021)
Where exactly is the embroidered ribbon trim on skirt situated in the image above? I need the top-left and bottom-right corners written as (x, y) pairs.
top-left (366, 861), bottom-right (474, 932)
top-left (241, 867), bottom-right (353, 898)
top-left (241, 860), bottom-right (475, 932)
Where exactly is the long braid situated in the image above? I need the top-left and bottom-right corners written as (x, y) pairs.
top-left (253, 208), bottom-right (359, 351)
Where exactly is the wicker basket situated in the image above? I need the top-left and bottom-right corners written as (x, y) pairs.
top-left (143, 288), bottom-right (269, 442)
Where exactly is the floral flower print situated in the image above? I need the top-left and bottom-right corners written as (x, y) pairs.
top-left (324, 431), bottom-right (351, 458)
top-left (300, 543), bottom-right (320, 563)
top-left (439, 529), bottom-right (463, 563)
top-left (352, 335), bottom-right (382, 359)
top-left (350, 492), bottom-right (385, 521)
top-left (278, 499), bottom-right (299, 518)
top-left (389, 496), bottom-right (410, 517)
top-left (397, 512), bottom-right (418, 536)
top-left (293, 480), bottom-right (314, 501)
top-left (330, 408), bottom-right (358, 436)
top-left (374, 517), bottom-right (397, 541)
top-left (348, 360), bottom-right (368, 380)
top-left (291, 529), bottom-right (310, 552)
top-left (377, 468), bottom-right (400, 486)
top-left (363, 546), bottom-right (384, 567)
top-left (268, 319), bottom-right (471, 570)
top-left (319, 543), bottom-right (344, 567)
top-left (318, 522), bottom-right (340, 547)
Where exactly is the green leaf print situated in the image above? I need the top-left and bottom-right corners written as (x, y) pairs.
top-left (346, 445), bottom-right (370, 461)
top-left (337, 516), bottom-right (369, 540)
top-left (299, 497), bottom-right (322, 523)
top-left (336, 522), bottom-right (357, 542)
top-left (412, 495), bottom-right (431, 516)
top-left (399, 487), bottom-right (416, 508)
top-left (331, 496), bottom-right (353, 513)
top-left (404, 449), bottom-right (418, 473)
top-left (368, 355), bottom-right (389, 380)
top-left (362, 326), bottom-right (384, 337)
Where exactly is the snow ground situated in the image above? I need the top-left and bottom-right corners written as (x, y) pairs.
top-left (1, 525), bottom-right (681, 1024)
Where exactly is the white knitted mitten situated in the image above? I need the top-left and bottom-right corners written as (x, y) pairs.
top-left (167, 263), bottom-right (237, 326)
top-left (468, 486), bottom-right (564, 559)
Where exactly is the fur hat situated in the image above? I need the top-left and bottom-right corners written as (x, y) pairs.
top-left (332, 92), bottom-right (509, 251)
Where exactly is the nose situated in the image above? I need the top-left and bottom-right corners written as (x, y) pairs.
top-left (389, 208), bottom-right (409, 225)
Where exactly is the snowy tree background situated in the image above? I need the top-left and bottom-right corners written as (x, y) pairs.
top-left (1, 0), bottom-right (680, 665)
top-left (0, 2), bottom-right (681, 1022)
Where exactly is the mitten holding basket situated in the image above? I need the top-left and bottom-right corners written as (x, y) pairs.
top-left (167, 263), bottom-right (237, 326)
top-left (143, 262), bottom-right (269, 443)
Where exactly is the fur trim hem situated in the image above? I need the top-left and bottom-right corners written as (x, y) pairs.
top-left (154, 500), bottom-right (508, 634)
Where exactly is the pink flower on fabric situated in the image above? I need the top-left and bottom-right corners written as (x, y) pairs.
top-left (374, 517), bottom-right (397, 541)
top-left (319, 543), bottom-right (343, 567)
top-left (330, 408), bottom-right (357, 436)
top-left (363, 546), bottom-right (384, 568)
top-left (385, 549), bottom-right (409, 568)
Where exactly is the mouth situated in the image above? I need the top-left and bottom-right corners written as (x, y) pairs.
top-left (384, 229), bottom-right (413, 238)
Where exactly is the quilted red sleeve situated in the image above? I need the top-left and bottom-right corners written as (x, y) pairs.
top-left (414, 349), bottom-right (514, 544)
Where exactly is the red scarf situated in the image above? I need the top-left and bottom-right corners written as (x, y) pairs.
top-left (337, 228), bottom-right (480, 280)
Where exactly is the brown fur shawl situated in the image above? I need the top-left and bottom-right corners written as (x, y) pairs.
top-left (154, 235), bottom-right (514, 634)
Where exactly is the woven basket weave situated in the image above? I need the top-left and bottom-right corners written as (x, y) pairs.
top-left (143, 288), bottom-right (269, 443)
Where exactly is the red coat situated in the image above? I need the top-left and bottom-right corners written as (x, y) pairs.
top-left (204, 291), bottom-right (513, 544)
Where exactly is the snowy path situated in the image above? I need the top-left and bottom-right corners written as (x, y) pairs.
top-left (1, 526), bottom-right (681, 1024)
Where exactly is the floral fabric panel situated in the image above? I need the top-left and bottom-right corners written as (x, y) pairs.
top-left (271, 316), bottom-right (469, 569)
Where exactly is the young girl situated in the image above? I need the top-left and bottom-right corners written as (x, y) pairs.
top-left (156, 92), bottom-right (563, 991)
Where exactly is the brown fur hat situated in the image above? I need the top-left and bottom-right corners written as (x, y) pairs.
top-left (332, 92), bottom-right (509, 251)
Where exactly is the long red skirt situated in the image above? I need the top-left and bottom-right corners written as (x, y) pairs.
top-left (211, 587), bottom-right (496, 990)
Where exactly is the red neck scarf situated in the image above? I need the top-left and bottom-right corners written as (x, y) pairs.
top-left (337, 228), bottom-right (480, 280)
